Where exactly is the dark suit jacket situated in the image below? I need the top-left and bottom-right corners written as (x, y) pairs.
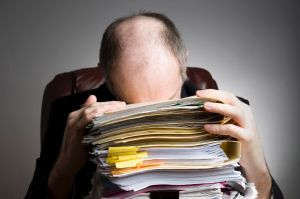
top-left (25, 82), bottom-right (283, 199)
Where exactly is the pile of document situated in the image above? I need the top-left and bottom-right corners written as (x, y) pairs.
top-left (83, 96), bottom-right (257, 199)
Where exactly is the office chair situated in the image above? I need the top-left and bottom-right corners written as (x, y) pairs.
top-left (40, 66), bottom-right (218, 145)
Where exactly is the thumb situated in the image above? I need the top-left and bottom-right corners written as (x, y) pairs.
top-left (82, 95), bottom-right (97, 107)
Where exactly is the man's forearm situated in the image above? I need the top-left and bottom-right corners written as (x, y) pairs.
top-left (242, 163), bottom-right (272, 199)
top-left (255, 169), bottom-right (272, 199)
top-left (48, 156), bottom-right (76, 199)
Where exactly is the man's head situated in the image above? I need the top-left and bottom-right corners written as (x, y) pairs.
top-left (99, 12), bottom-right (187, 103)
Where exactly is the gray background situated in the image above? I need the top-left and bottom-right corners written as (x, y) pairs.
top-left (1, 0), bottom-right (299, 198)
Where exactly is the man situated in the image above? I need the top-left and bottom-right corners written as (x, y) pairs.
top-left (26, 12), bottom-right (282, 199)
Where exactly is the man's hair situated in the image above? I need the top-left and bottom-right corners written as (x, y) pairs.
top-left (99, 12), bottom-right (188, 85)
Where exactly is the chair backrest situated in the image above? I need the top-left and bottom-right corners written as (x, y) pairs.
top-left (40, 66), bottom-right (218, 144)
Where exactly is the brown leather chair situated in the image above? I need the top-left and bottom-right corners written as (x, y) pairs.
top-left (40, 66), bottom-right (218, 145)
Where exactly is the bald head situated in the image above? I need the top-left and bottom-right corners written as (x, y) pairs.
top-left (114, 16), bottom-right (173, 78)
top-left (116, 16), bottom-right (164, 49)
top-left (99, 13), bottom-right (187, 103)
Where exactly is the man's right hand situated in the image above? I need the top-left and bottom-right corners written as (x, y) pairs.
top-left (48, 95), bottom-right (126, 199)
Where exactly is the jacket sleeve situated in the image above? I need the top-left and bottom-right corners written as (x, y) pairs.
top-left (238, 97), bottom-right (284, 198)
top-left (25, 99), bottom-right (69, 199)
top-left (272, 176), bottom-right (284, 199)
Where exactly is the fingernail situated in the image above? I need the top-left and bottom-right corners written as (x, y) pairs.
top-left (204, 124), bottom-right (212, 131)
top-left (204, 125), bottom-right (216, 134)
top-left (204, 124), bottom-right (209, 129)
top-left (196, 90), bottom-right (202, 95)
top-left (204, 102), bottom-right (213, 110)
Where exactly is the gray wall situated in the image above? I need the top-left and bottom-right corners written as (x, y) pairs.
top-left (1, 1), bottom-right (299, 198)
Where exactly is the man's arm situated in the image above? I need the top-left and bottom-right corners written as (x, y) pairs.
top-left (25, 93), bottom-right (81, 199)
top-left (25, 95), bottom-right (126, 199)
top-left (47, 95), bottom-right (126, 198)
top-left (196, 89), bottom-right (273, 199)
top-left (26, 92), bottom-right (75, 199)
top-left (47, 95), bottom-right (96, 198)
top-left (25, 158), bottom-right (50, 198)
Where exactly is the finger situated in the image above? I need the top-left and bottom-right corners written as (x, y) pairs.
top-left (90, 101), bottom-right (126, 108)
top-left (69, 101), bottom-right (126, 127)
top-left (67, 97), bottom-right (98, 123)
top-left (76, 102), bottom-right (127, 129)
top-left (88, 103), bottom-right (127, 117)
top-left (67, 109), bottom-right (82, 123)
top-left (85, 101), bottom-right (126, 114)
top-left (196, 89), bottom-right (240, 106)
top-left (82, 95), bottom-right (97, 108)
top-left (204, 124), bottom-right (249, 142)
top-left (68, 96), bottom-right (97, 121)
top-left (204, 102), bottom-right (245, 126)
top-left (76, 112), bottom-right (97, 129)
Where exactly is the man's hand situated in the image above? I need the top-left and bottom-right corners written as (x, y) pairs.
top-left (48, 95), bottom-right (126, 199)
top-left (196, 89), bottom-right (272, 199)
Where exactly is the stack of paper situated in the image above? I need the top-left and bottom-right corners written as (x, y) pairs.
top-left (83, 96), bottom-right (257, 199)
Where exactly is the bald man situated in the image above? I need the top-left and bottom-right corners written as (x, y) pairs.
top-left (26, 12), bottom-right (282, 199)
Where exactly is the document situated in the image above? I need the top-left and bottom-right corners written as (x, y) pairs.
top-left (83, 96), bottom-right (257, 199)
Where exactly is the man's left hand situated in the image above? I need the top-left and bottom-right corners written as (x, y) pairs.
top-left (196, 89), bottom-right (272, 199)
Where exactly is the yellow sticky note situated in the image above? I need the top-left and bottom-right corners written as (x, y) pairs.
top-left (115, 158), bottom-right (143, 168)
top-left (137, 151), bottom-right (148, 158)
top-left (108, 146), bottom-right (139, 154)
top-left (106, 151), bottom-right (148, 164)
